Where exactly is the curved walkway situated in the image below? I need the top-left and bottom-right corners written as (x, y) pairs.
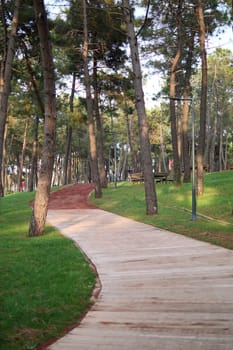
top-left (46, 185), bottom-right (233, 350)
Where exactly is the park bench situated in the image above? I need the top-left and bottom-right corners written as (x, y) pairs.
top-left (129, 172), bottom-right (174, 183)
top-left (128, 172), bottom-right (144, 183)
top-left (129, 172), bottom-right (174, 184)
top-left (154, 172), bottom-right (174, 183)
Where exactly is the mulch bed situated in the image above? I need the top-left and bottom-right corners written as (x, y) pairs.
top-left (48, 183), bottom-right (97, 209)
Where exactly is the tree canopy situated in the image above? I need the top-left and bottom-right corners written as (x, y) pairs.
top-left (0, 0), bottom-right (232, 221)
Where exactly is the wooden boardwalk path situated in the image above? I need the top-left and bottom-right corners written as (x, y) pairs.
top-left (47, 208), bottom-right (233, 350)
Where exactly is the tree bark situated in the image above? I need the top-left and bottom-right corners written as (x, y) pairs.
top-left (122, 0), bottom-right (157, 215)
top-left (28, 116), bottom-right (39, 191)
top-left (2, 121), bottom-right (7, 192)
top-left (0, 0), bottom-right (21, 196)
top-left (218, 111), bottom-right (223, 171)
top-left (63, 124), bottom-right (72, 185)
top-left (169, 0), bottom-right (183, 186)
top-left (17, 119), bottom-right (28, 192)
top-left (209, 73), bottom-right (218, 172)
top-left (195, 0), bottom-right (207, 195)
top-left (29, 0), bottom-right (56, 236)
top-left (159, 119), bottom-right (167, 173)
top-left (123, 95), bottom-right (137, 171)
top-left (93, 54), bottom-right (107, 188)
top-left (182, 30), bottom-right (195, 183)
top-left (63, 72), bottom-right (75, 185)
top-left (82, 0), bottom-right (102, 198)
top-left (169, 73), bottom-right (181, 186)
top-left (181, 96), bottom-right (191, 182)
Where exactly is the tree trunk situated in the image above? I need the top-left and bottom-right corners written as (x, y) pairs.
top-left (63, 72), bottom-right (75, 185)
top-left (29, 0), bottom-right (56, 236)
top-left (123, 0), bottom-right (157, 215)
top-left (17, 119), bottom-right (28, 192)
top-left (123, 95), bottom-right (137, 171)
top-left (219, 111), bottom-right (223, 171)
top-left (182, 30), bottom-right (195, 183)
top-left (2, 121), bottom-right (7, 193)
top-left (223, 134), bottom-right (228, 170)
top-left (52, 156), bottom-right (62, 186)
top-left (121, 144), bottom-right (128, 180)
top-left (0, 0), bottom-right (21, 197)
top-left (28, 116), bottom-right (39, 191)
top-left (159, 122), bottom-right (167, 173)
top-left (169, 0), bottom-right (183, 186)
top-left (23, 42), bottom-right (43, 192)
top-left (204, 103), bottom-right (210, 169)
top-left (209, 75), bottom-right (218, 172)
top-left (169, 79), bottom-right (181, 186)
top-left (93, 54), bottom-right (107, 188)
top-left (63, 125), bottom-right (72, 185)
top-left (182, 96), bottom-right (191, 182)
top-left (82, 0), bottom-right (102, 198)
top-left (195, 0), bottom-right (207, 195)
top-left (177, 101), bottom-right (182, 161)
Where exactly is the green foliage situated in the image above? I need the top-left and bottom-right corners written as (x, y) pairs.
top-left (0, 192), bottom-right (95, 349)
top-left (92, 171), bottom-right (233, 249)
top-left (192, 48), bottom-right (233, 168)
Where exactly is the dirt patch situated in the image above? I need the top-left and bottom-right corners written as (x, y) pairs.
top-left (48, 183), bottom-right (97, 210)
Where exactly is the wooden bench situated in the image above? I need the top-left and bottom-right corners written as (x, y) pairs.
top-left (128, 172), bottom-right (144, 183)
top-left (154, 173), bottom-right (174, 183)
top-left (129, 172), bottom-right (174, 184)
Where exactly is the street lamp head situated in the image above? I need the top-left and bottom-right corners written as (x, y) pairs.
top-left (162, 96), bottom-right (192, 102)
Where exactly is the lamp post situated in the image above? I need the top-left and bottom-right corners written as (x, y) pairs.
top-left (111, 120), bottom-right (117, 190)
top-left (113, 135), bottom-right (117, 189)
top-left (191, 99), bottom-right (197, 220)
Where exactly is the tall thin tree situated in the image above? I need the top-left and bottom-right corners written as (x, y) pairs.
top-left (63, 72), bottom-right (75, 185)
top-left (82, 0), bottom-right (102, 198)
top-left (93, 54), bottom-right (107, 188)
top-left (169, 0), bottom-right (183, 186)
top-left (29, 0), bottom-right (56, 236)
top-left (122, 0), bottom-right (158, 215)
top-left (182, 29), bottom-right (195, 183)
top-left (0, 0), bottom-right (21, 196)
top-left (195, 0), bottom-right (207, 196)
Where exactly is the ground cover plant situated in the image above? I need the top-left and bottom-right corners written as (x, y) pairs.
top-left (0, 192), bottom-right (96, 350)
top-left (92, 171), bottom-right (233, 250)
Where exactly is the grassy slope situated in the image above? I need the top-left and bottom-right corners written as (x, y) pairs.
top-left (0, 192), bottom-right (95, 350)
top-left (92, 171), bottom-right (233, 250)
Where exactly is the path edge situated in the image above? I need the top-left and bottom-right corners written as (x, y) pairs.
top-left (36, 219), bottom-right (102, 350)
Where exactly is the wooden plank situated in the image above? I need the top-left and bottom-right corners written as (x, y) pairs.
top-left (128, 172), bottom-right (144, 183)
top-left (47, 209), bottom-right (233, 350)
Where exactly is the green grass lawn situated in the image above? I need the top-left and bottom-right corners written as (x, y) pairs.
top-left (0, 192), bottom-right (96, 350)
top-left (92, 170), bottom-right (233, 250)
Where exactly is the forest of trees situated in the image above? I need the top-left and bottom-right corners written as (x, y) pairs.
top-left (0, 0), bottom-right (233, 233)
